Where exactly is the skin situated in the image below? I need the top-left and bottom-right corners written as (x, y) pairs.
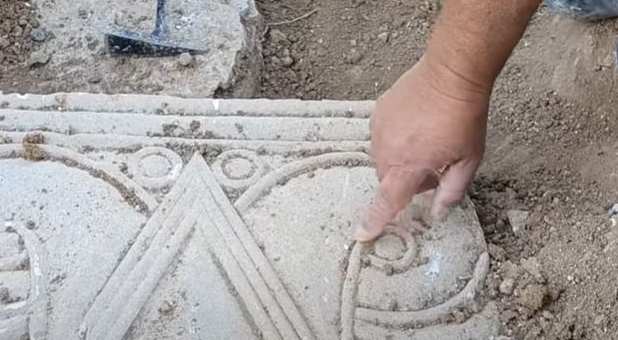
top-left (355, 0), bottom-right (543, 241)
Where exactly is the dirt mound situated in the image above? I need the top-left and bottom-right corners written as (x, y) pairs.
top-left (0, 0), bottom-right (37, 70)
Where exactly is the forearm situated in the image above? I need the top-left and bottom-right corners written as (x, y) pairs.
top-left (423, 0), bottom-right (541, 96)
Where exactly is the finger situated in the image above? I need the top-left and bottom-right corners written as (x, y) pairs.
top-left (431, 158), bottom-right (480, 221)
top-left (355, 167), bottom-right (432, 242)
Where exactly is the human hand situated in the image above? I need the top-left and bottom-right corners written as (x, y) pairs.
top-left (355, 57), bottom-right (490, 242)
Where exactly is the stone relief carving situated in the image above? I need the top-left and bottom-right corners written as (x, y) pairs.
top-left (0, 93), bottom-right (499, 339)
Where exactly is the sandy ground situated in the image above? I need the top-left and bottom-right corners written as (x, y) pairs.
top-left (2, 0), bottom-right (618, 338)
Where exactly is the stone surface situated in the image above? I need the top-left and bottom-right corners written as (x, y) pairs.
top-left (28, 0), bottom-right (262, 96)
top-left (0, 92), bottom-right (500, 339)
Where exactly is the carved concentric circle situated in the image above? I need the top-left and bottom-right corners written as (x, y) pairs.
top-left (212, 149), bottom-right (266, 190)
top-left (129, 147), bottom-right (183, 190)
top-left (367, 225), bottom-right (418, 272)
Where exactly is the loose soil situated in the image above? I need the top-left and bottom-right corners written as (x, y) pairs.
top-left (2, 0), bottom-right (618, 338)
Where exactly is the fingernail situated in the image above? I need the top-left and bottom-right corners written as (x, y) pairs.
top-left (354, 218), bottom-right (384, 242)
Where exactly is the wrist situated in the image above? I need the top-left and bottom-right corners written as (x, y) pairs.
top-left (418, 54), bottom-right (494, 102)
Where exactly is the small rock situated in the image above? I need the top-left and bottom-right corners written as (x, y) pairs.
top-left (158, 300), bottom-right (175, 315)
top-left (499, 278), bottom-right (515, 295)
top-left (177, 52), bottom-right (194, 67)
top-left (0, 287), bottom-right (9, 303)
top-left (521, 257), bottom-right (545, 283)
top-left (31, 29), bottom-right (47, 42)
top-left (507, 209), bottom-right (529, 234)
top-left (542, 310), bottom-right (554, 320)
top-left (609, 203), bottom-right (618, 216)
top-left (594, 314), bottom-right (606, 325)
top-left (345, 49), bottom-right (363, 64)
top-left (28, 50), bottom-right (51, 67)
top-left (78, 9), bottom-right (89, 19)
top-left (377, 32), bottom-right (390, 44)
top-left (517, 284), bottom-right (549, 312)
top-left (524, 326), bottom-right (542, 340)
top-left (87, 75), bottom-right (102, 84)
top-left (271, 56), bottom-right (281, 65)
top-left (26, 220), bottom-right (36, 230)
top-left (270, 29), bottom-right (288, 45)
top-left (488, 243), bottom-right (507, 262)
top-left (0, 37), bottom-right (10, 49)
top-left (451, 309), bottom-right (467, 323)
top-left (13, 26), bottom-right (23, 37)
top-left (500, 309), bottom-right (517, 323)
top-left (280, 56), bottom-right (294, 67)
top-left (501, 260), bottom-right (521, 281)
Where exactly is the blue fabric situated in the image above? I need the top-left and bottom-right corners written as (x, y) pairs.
top-left (545, 0), bottom-right (618, 20)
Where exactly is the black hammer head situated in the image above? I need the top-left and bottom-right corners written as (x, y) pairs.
top-left (106, 31), bottom-right (208, 57)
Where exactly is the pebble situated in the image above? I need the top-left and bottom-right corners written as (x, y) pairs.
top-left (0, 287), bottom-right (9, 303)
top-left (13, 26), bottom-right (24, 37)
top-left (345, 49), bottom-right (363, 64)
top-left (0, 37), bottom-right (10, 49)
top-left (177, 52), bottom-right (194, 67)
top-left (158, 300), bottom-right (174, 315)
top-left (78, 9), bottom-right (89, 19)
top-left (501, 261), bottom-right (521, 281)
top-left (270, 29), bottom-right (288, 45)
top-left (377, 32), bottom-right (390, 44)
top-left (31, 29), bottom-right (47, 42)
top-left (488, 243), bottom-right (507, 262)
top-left (517, 284), bottom-right (549, 312)
top-left (521, 257), bottom-right (545, 283)
top-left (499, 278), bottom-right (515, 295)
top-left (542, 310), bottom-right (554, 319)
top-left (87, 75), bottom-right (102, 84)
top-left (280, 56), bottom-right (294, 67)
top-left (594, 314), bottom-right (606, 325)
top-left (507, 209), bottom-right (529, 234)
top-left (28, 50), bottom-right (51, 67)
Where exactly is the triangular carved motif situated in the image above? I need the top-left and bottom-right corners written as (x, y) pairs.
top-left (79, 153), bottom-right (315, 340)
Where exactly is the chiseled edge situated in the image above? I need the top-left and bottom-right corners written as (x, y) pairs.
top-left (0, 109), bottom-right (370, 142)
top-left (0, 92), bottom-right (374, 118)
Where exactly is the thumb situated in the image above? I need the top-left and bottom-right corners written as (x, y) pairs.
top-left (355, 167), bottom-right (432, 242)
top-left (431, 158), bottom-right (480, 221)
